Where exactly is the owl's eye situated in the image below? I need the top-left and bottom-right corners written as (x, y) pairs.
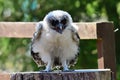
top-left (61, 18), bottom-right (67, 25)
top-left (51, 20), bottom-right (59, 26)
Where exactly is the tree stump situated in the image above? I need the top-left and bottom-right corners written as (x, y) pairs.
top-left (8, 69), bottom-right (112, 80)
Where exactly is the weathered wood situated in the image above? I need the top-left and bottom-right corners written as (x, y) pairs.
top-left (0, 69), bottom-right (112, 80)
top-left (75, 22), bottom-right (97, 39)
top-left (0, 73), bottom-right (10, 80)
top-left (0, 22), bottom-right (116, 79)
top-left (97, 22), bottom-right (116, 80)
top-left (0, 22), bottom-right (36, 38)
top-left (0, 22), bottom-right (97, 39)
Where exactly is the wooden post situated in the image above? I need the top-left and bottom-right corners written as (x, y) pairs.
top-left (97, 22), bottom-right (116, 80)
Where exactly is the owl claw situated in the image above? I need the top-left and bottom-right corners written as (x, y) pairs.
top-left (40, 70), bottom-right (52, 72)
top-left (62, 69), bottom-right (74, 72)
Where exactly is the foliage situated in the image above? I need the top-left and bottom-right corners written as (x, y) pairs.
top-left (0, 0), bottom-right (120, 79)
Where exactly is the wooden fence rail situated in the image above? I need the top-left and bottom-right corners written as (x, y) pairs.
top-left (0, 22), bottom-right (116, 80)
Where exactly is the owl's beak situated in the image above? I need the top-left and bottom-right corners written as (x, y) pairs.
top-left (57, 23), bottom-right (64, 34)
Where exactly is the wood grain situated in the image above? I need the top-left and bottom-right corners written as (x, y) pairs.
top-left (0, 22), bottom-right (36, 38)
top-left (0, 73), bottom-right (10, 80)
top-left (9, 70), bottom-right (111, 80)
top-left (0, 22), bottom-right (97, 39)
top-left (97, 22), bottom-right (116, 80)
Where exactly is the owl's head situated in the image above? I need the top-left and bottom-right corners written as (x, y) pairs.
top-left (44, 10), bottom-right (73, 34)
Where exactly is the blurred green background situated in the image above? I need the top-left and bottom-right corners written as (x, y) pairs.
top-left (0, 0), bottom-right (120, 79)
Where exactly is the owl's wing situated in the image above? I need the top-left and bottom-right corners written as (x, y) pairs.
top-left (31, 22), bottom-right (44, 67)
top-left (69, 24), bottom-right (80, 66)
top-left (32, 21), bottom-right (43, 43)
top-left (71, 24), bottom-right (80, 45)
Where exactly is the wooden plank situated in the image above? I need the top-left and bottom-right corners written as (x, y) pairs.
top-left (75, 22), bottom-right (97, 39)
top-left (0, 73), bottom-right (10, 80)
top-left (0, 22), bottom-right (36, 38)
top-left (96, 22), bottom-right (116, 80)
top-left (9, 69), bottom-right (111, 80)
top-left (97, 39), bottom-right (105, 69)
top-left (0, 22), bottom-right (97, 39)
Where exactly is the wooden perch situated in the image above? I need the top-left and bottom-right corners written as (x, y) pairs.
top-left (0, 22), bottom-right (116, 79)
top-left (0, 69), bottom-right (112, 80)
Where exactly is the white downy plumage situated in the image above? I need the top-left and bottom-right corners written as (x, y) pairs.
top-left (31, 10), bottom-right (80, 72)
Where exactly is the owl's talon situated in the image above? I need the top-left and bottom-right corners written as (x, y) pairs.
top-left (62, 69), bottom-right (74, 72)
top-left (40, 70), bottom-right (52, 72)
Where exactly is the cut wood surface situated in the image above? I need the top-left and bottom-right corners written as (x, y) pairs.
top-left (0, 69), bottom-right (112, 80)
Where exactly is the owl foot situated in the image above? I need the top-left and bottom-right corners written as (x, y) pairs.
top-left (62, 69), bottom-right (74, 72)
